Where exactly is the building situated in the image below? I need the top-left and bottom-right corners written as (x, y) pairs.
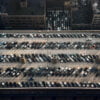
top-left (91, 0), bottom-right (100, 29)
top-left (71, 0), bottom-right (93, 30)
top-left (0, 14), bottom-right (46, 29)
top-left (0, 0), bottom-right (46, 30)
top-left (0, 0), bottom-right (100, 30)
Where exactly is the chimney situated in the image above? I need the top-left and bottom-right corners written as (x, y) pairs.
top-left (20, 0), bottom-right (27, 8)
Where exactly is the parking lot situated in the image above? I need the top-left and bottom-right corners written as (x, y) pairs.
top-left (0, 30), bottom-right (99, 88)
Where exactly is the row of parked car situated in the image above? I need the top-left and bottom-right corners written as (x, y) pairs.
top-left (0, 67), bottom-right (99, 77)
top-left (0, 54), bottom-right (97, 63)
top-left (0, 81), bottom-right (100, 88)
top-left (0, 41), bottom-right (100, 50)
top-left (23, 67), bottom-right (100, 77)
top-left (0, 33), bottom-right (100, 38)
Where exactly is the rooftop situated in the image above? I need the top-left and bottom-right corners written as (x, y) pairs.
top-left (0, 0), bottom-right (45, 15)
